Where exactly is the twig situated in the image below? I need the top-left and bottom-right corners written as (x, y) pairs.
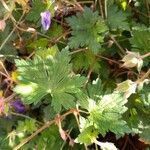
top-left (11, 112), bottom-right (35, 120)
top-left (60, 128), bottom-right (73, 150)
top-left (5, 93), bottom-right (16, 102)
top-left (12, 23), bottom-right (66, 45)
top-left (95, 142), bottom-right (98, 150)
top-left (0, 61), bottom-right (10, 77)
top-left (130, 6), bottom-right (149, 18)
top-left (96, 54), bottom-right (120, 65)
top-left (0, 71), bottom-right (8, 78)
top-left (13, 110), bottom-right (73, 150)
top-left (63, 0), bottom-right (76, 6)
top-left (69, 36), bottom-right (129, 56)
top-left (64, 0), bottom-right (84, 11)
top-left (94, 0), bottom-right (98, 11)
top-left (69, 48), bottom-right (86, 55)
top-left (0, 14), bottom-right (24, 52)
top-left (54, 30), bottom-right (71, 43)
top-left (79, 109), bottom-right (89, 114)
top-left (52, 18), bottom-right (68, 27)
top-left (10, 112), bottom-right (43, 125)
top-left (79, 1), bottom-right (93, 4)
top-left (84, 67), bottom-right (93, 88)
top-left (26, 52), bottom-right (35, 59)
top-left (0, 0), bottom-right (11, 12)
top-left (97, 54), bottom-right (138, 77)
top-left (115, 70), bottom-right (138, 78)
top-left (13, 120), bottom-right (55, 150)
top-left (122, 135), bottom-right (128, 150)
top-left (73, 109), bottom-right (88, 150)
top-left (136, 68), bottom-right (150, 84)
top-left (104, 0), bottom-right (107, 19)
top-left (99, 0), bottom-right (104, 19)
top-left (109, 35), bottom-right (126, 56)
top-left (0, 55), bottom-right (19, 59)
top-left (141, 52), bottom-right (150, 59)
top-left (146, 0), bottom-right (150, 25)
top-left (126, 136), bottom-right (138, 150)
top-left (74, 0), bottom-right (84, 11)
top-left (0, 0), bottom-right (14, 21)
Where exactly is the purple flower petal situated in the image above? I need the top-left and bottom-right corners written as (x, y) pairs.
top-left (11, 100), bottom-right (25, 113)
top-left (40, 11), bottom-right (51, 31)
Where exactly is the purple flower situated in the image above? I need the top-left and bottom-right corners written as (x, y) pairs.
top-left (40, 11), bottom-right (51, 31)
top-left (11, 100), bottom-right (25, 113)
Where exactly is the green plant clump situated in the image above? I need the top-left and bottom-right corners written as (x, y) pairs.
top-left (0, 0), bottom-right (150, 150)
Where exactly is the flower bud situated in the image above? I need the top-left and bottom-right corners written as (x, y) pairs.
top-left (40, 11), bottom-right (51, 31)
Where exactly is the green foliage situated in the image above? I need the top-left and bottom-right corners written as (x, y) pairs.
top-left (35, 45), bottom-right (59, 59)
top-left (130, 27), bottom-right (150, 65)
top-left (27, 38), bottom-right (49, 51)
top-left (86, 78), bottom-right (104, 101)
top-left (16, 119), bottom-right (37, 134)
top-left (66, 7), bottom-right (108, 53)
top-left (0, 118), bottom-right (13, 150)
top-left (76, 91), bottom-right (130, 144)
top-left (0, 22), bottom-right (17, 59)
top-left (26, 0), bottom-right (47, 22)
top-left (14, 47), bottom-right (86, 112)
top-left (76, 80), bottom-right (130, 145)
top-left (72, 50), bottom-right (101, 73)
top-left (76, 126), bottom-right (99, 145)
top-left (7, 119), bottom-right (38, 150)
top-left (0, 4), bottom-right (6, 19)
top-left (43, 104), bottom-right (56, 120)
top-left (107, 5), bottom-right (130, 30)
top-left (35, 125), bottom-right (64, 150)
top-left (124, 84), bottom-right (150, 143)
top-left (46, 22), bottom-right (63, 39)
top-left (1, 1), bottom-right (150, 149)
top-left (88, 92), bottom-right (130, 136)
top-left (134, 85), bottom-right (150, 143)
top-left (130, 27), bottom-right (150, 53)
